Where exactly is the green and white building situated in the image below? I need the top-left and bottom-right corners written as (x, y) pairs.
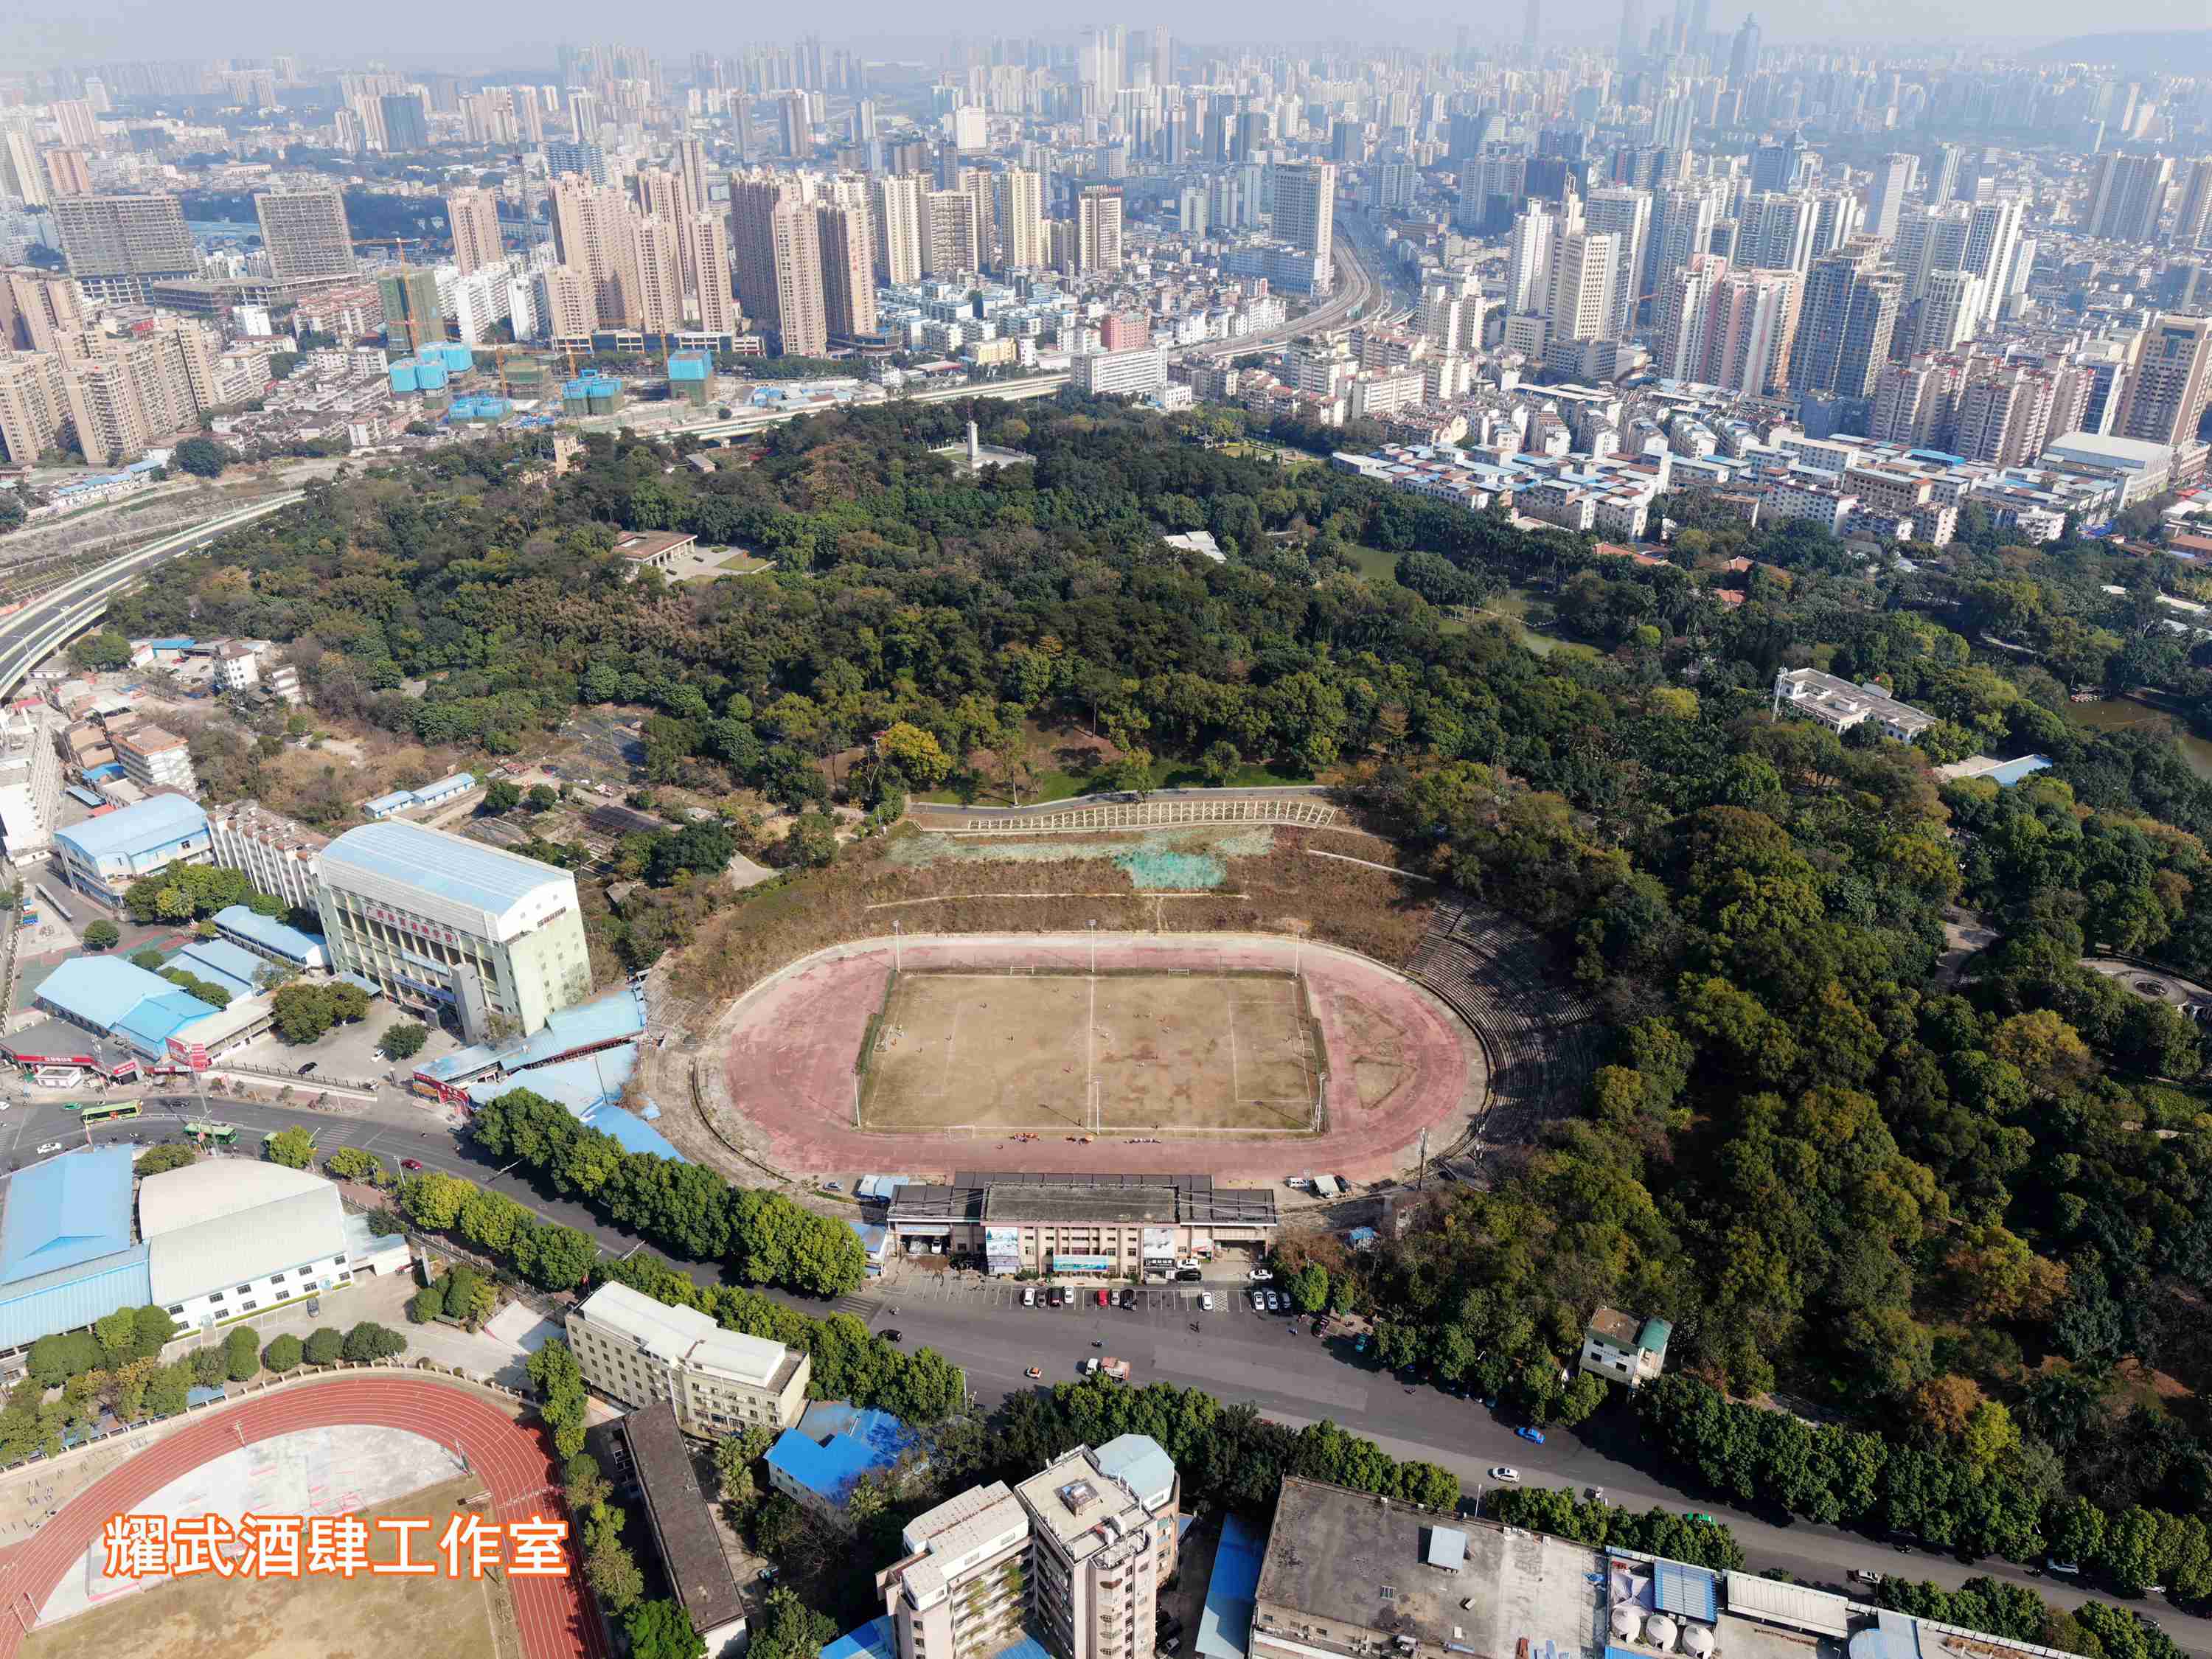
top-left (315, 820), bottom-right (591, 1043)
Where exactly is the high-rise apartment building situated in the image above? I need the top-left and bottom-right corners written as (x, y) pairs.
top-left (1913, 268), bottom-right (1984, 356)
top-left (2086, 152), bottom-right (2173, 244)
top-left (779, 91), bottom-right (811, 158)
top-left (52, 192), bottom-right (196, 302)
top-left (1548, 231), bottom-right (1619, 342)
top-left (540, 265), bottom-right (599, 341)
top-left (552, 175), bottom-right (642, 327)
top-left (1790, 240), bottom-right (1900, 400)
top-left (59, 330), bottom-right (213, 465)
top-left (2174, 158), bottom-right (2212, 250)
top-left (876, 1439), bottom-right (1180, 1659)
top-left (1954, 367), bottom-right (2059, 467)
top-left (254, 187), bottom-right (357, 284)
top-left (996, 169), bottom-right (1044, 269)
top-left (1272, 163), bottom-right (1335, 287)
top-left (687, 210), bottom-right (737, 338)
top-left (1582, 187), bottom-right (1650, 335)
top-left (43, 148), bottom-right (92, 200)
top-left (0, 354), bottom-right (70, 467)
top-left (1653, 253), bottom-right (1727, 382)
top-left (1704, 265), bottom-right (1801, 395)
top-left (872, 175), bottom-right (926, 285)
top-left (378, 93), bottom-right (428, 152)
top-left (1865, 153), bottom-right (1916, 242)
top-left (766, 198), bottom-right (829, 356)
top-left (924, 189), bottom-right (979, 276)
top-left (1, 268), bottom-right (85, 355)
top-left (630, 214), bottom-right (684, 334)
top-left (1076, 185), bottom-right (1124, 273)
top-left (1736, 192), bottom-right (1820, 274)
top-left (445, 187), bottom-right (503, 276)
top-left (2117, 312), bottom-right (2212, 449)
top-left (2, 133), bottom-right (49, 208)
top-left (377, 266), bottom-right (445, 354)
top-left (815, 201), bottom-right (877, 339)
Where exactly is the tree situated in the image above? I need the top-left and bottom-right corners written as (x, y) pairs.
top-left (83, 919), bottom-right (119, 951)
top-left (526, 782), bottom-right (559, 813)
top-left (223, 1325), bottom-right (261, 1382)
top-left (748, 1587), bottom-right (835, 1659)
top-left (625, 1601), bottom-right (706, 1659)
top-left (173, 437), bottom-right (230, 478)
top-left (1290, 1262), bottom-right (1330, 1314)
top-left (481, 779), bottom-right (523, 814)
top-left (134, 1143), bottom-right (197, 1177)
top-left (775, 813), bottom-right (838, 869)
top-left (1200, 740), bottom-right (1242, 787)
top-left (263, 1334), bottom-right (303, 1373)
top-left (341, 1321), bottom-right (406, 1361)
top-left (129, 948), bottom-right (165, 970)
top-left (303, 1328), bottom-right (344, 1366)
top-left (272, 982), bottom-right (338, 1043)
top-left (322, 1146), bottom-right (382, 1183)
top-left (877, 720), bottom-right (953, 789)
top-left (265, 1126), bottom-right (315, 1169)
top-left (408, 1285), bottom-right (445, 1324)
top-left (69, 630), bottom-right (130, 671)
top-left (378, 1021), bottom-right (431, 1060)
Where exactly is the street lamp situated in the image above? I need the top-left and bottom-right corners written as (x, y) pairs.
top-left (1088, 919), bottom-right (1096, 976)
top-left (893, 919), bottom-right (902, 973)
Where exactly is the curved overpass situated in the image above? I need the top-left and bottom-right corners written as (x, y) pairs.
top-left (0, 493), bottom-right (303, 700)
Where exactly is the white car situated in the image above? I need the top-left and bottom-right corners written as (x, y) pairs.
top-left (1489, 1467), bottom-right (1521, 1483)
top-left (1266, 1290), bottom-right (1284, 1312)
top-left (1247, 1267), bottom-right (1274, 1282)
top-left (1200, 1292), bottom-right (1215, 1311)
top-left (1251, 1290), bottom-right (1267, 1310)
top-left (34, 1141), bottom-right (61, 1155)
top-left (1021, 1287), bottom-right (1035, 1306)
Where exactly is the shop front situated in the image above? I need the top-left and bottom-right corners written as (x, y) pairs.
top-left (1051, 1254), bottom-right (1113, 1277)
top-left (1141, 1227), bottom-right (1177, 1281)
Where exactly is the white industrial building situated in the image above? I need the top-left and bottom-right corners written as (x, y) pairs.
top-left (566, 1281), bottom-right (812, 1436)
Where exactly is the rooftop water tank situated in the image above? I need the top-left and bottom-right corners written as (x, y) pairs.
top-left (1682, 1628), bottom-right (1715, 1659)
top-left (1644, 1615), bottom-right (1678, 1650)
top-left (1610, 1606), bottom-right (1641, 1642)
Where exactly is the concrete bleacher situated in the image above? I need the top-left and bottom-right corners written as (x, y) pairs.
top-left (1405, 897), bottom-right (1603, 1143)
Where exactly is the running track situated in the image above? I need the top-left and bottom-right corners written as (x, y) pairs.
top-left (0, 1377), bottom-right (604, 1659)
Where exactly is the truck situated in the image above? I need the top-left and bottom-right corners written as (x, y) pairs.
top-left (1083, 1357), bottom-right (1132, 1381)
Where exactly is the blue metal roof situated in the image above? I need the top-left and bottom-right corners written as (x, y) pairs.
top-left (580, 1103), bottom-right (687, 1160)
top-left (421, 1041), bottom-right (504, 1081)
top-left (37, 956), bottom-right (184, 1032)
top-left (987, 1638), bottom-right (1053, 1659)
top-left (1197, 1510), bottom-right (1265, 1659)
top-left (212, 905), bottom-right (325, 963)
top-left (1654, 1562), bottom-right (1718, 1624)
top-left (1095, 1433), bottom-right (1176, 1505)
top-left (824, 1618), bottom-right (897, 1659)
top-left (418, 772), bottom-right (475, 796)
top-left (323, 820), bottom-right (568, 916)
top-left (112, 987), bottom-right (221, 1058)
top-left (168, 938), bottom-right (267, 999)
top-left (467, 1048), bottom-right (635, 1116)
top-left (364, 791), bottom-right (415, 815)
top-left (0, 1147), bottom-right (136, 1282)
top-left (509, 987), bottom-right (647, 1067)
top-left (768, 1405), bottom-right (918, 1505)
top-left (0, 1243), bottom-right (151, 1351)
top-left (54, 796), bottom-right (209, 864)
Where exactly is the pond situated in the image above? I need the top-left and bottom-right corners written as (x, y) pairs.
top-left (2065, 697), bottom-right (2212, 782)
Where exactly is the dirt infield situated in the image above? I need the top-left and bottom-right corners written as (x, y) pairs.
top-left (714, 934), bottom-right (1479, 1181)
top-left (861, 972), bottom-right (1318, 1135)
top-left (0, 1377), bottom-right (601, 1659)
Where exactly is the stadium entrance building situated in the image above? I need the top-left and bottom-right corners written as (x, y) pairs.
top-left (887, 1172), bottom-right (1278, 1277)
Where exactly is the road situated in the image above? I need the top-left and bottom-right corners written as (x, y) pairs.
top-left (1184, 226), bottom-right (1377, 362)
top-left (17, 1093), bottom-right (2207, 1653)
top-left (908, 784), bottom-right (1332, 822)
top-left (0, 493), bottom-right (304, 699)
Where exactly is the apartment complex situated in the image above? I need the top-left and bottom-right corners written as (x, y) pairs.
top-left (254, 187), bottom-right (358, 285)
top-left (315, 819), bottom-right (591, 1041)
top-left (444, 187), bottom-right (504, 276)
top-left (207, 801), bottom-right (328, 915)
top-left (874, 1436), bottom-right (1180, 1659)
top-left (0, 706), bottom-right (61, 863)
top-left (566, 1281), bottom-right (811, 1436)
top-left (111, 724), bottom-right (197, 796)
top-left (52, 193), bottom-right (197, 302)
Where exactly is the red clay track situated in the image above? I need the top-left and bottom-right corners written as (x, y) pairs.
top-left (0, 1376), bottom-right (602, 1659)
top-left (719, 934), bottom-right (1475, 1182)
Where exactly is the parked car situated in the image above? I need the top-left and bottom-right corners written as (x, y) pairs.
top-left (1025, 1367), bottom-right (1043, 1380)
top-left (1118, 1288), bottom-right (1134, 1310)
top-left (1515, 1426), bottom-right (1546, 1444)
top-left (1022, 1287), bottom-right (1035, 1306)
top-left (2045, 1560), bottom-right (2081, 1576)
top-left (296, 1062), bottom-right (318, 1076)
top-left (1489, 1467), bottom-right (1520, 1483)
top-left (823, 1180), bottom-right (843, 1192)
top-left (1247, 1267), bottom-right (1274, 1281)
top-left (1851, 1571), bottom-right (1886, 1586)
top-left (1251, 1290), bottom-right (1267, 1310)
top-left (882, 1329), bottom-right (903, 1343)
top-left (1176, 1268), bottom-right (1202, 1282)
top-left (1048, 1287), bottom-right (1065, 1307)
top-left (1094, 1289), bottom-right (1108, 1307)
top-left (34, 1141), bottom-right (60, 1155)
top-left (400, 1158), bottom-right (423, 1170)
top-left (1200, 1292), bottom-right (1215, 1310)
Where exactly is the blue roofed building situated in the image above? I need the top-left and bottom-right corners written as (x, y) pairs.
top-left (824, 1617), bottom-right (898, 1659)
top-left (1197, 1509), bottom-right (1266, 1659)
top-left (0, 1148), bottom-right (153, 1368)
top-left (363, 790), bottom-right (417, 819)
top-left (767, 1403), bottom-right (923, 1528)
top-left (211, 905), bottom-right (327, 971)
top-left (849, 1220), bottom-right (891, 1274)
top-left (166, 937), bottom-right (272, 1000)
top-left (35, 956), bottom-right (219, 1058)
top-left (53, 795), bottom-right (212, 903)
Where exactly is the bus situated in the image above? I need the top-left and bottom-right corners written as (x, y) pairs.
top-left (76, 1101), bottom-right (141, 1126)
top-left (184, 1121), bottom-right (237, 1145)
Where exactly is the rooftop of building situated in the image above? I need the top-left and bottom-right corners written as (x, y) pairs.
top-left (211, 904), bottom-right (326, 961)
top-left (891, 1172), bottom-right (1279, 1228)
top-left (0, 1145), bottom-right (135, 1284)
top-left (571, 1281), bottom-right (795, 1388)
top-left (611, 529), bottom-right (698, 560)
top-left (52, 793), bottom-right (206, 860)
top-left (1093, 1432), bottom-right (1177, 1510)
top-left (167, 936), bottom-right (271, 1000)
top-left (36, 955), bottom-right (212, 1037)
top-left (320, 818), bottom-right (574, 919)
top-left (1016, 1447), bottom-right (1145, 1558)
top-left (622, 1400), bottom-right (748, 1634)
top-left (767, 1403), bottom-right (921, 1507)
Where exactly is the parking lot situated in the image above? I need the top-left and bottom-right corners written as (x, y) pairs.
top-left (883, 1273), bottom-right (1318, 1334)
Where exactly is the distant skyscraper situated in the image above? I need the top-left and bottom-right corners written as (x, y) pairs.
top-left (1924, 143), bottom-right (1964, 209)
top-left (815, 201), bottom-right (876, 339)
top-left (1750, 131), bottom-right (1804, 194)
top-left (1076, 184), bottom-right (1124, 273)
top-left (996, 168), bottom-right (1044, 269)
top-left (872, 174), bottom-right (926, 285)
top-left (1618, 0), bottom-right (1644, 63)
top-left (1548, 230), bottom-right (1618, 341)
top-left (445, 187), bottom-right (503, 276)
top-left (779, 91), bottom-right (811, 158)
top-left (2086, 152), bottom-right (2173, 243)
top-left (1865, 154), bottom-right (1915, 242)
top-left (1790, 240), bottom-right (1900, 400)
top-left (1273, 163), bottom-right (1335, 288)
top-left (254, 187), bottom-right (358, 284)
top-left (1, 133), bottom-right (49, 207)
top-left (2174, 157), bottom-right (2212, 248)
top-left (1523, 0), bottom-right (1541, 53)
top-left (1583, 187), bottom-right (1652, 335)
top-left (551, 175), bottom-right (642, 327)
top-left (1728, 15), bottom-right (1760, 84)
top-left (379, 93), bottom-right (428, 152)
top-left (687, 211), bottom-right (735, 338)
top-left (1150, 27), bottom-right (1173, 88)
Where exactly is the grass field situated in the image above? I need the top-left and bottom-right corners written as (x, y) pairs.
top-left (860, 971), bottom-right (1320, 1134)
top-left (23, 1478), bottom-right (523, 1659)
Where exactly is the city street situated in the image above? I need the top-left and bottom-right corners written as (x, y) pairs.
top-left (11, 1092), bottom-right (2211, 1653)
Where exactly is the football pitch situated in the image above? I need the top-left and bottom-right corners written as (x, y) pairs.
top-left (858, 970), bottom-right (1321, 1135)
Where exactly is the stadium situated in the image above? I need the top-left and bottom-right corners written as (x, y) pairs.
top-left (702, 931), bottom-right (1499, 1183)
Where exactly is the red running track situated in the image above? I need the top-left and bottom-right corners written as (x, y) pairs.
top-left (0, 1377), bottom-right (605, 1659)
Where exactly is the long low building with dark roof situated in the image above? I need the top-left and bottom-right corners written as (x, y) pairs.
top-left (886, 1172), bottom-right (1277, 1277)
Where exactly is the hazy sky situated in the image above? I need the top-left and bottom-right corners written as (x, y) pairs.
top-left (5, 0), bottom-right (2207, 71)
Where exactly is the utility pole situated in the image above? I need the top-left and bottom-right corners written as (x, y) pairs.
top-left (1416, 1127), bottom-right (1429, 1189)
